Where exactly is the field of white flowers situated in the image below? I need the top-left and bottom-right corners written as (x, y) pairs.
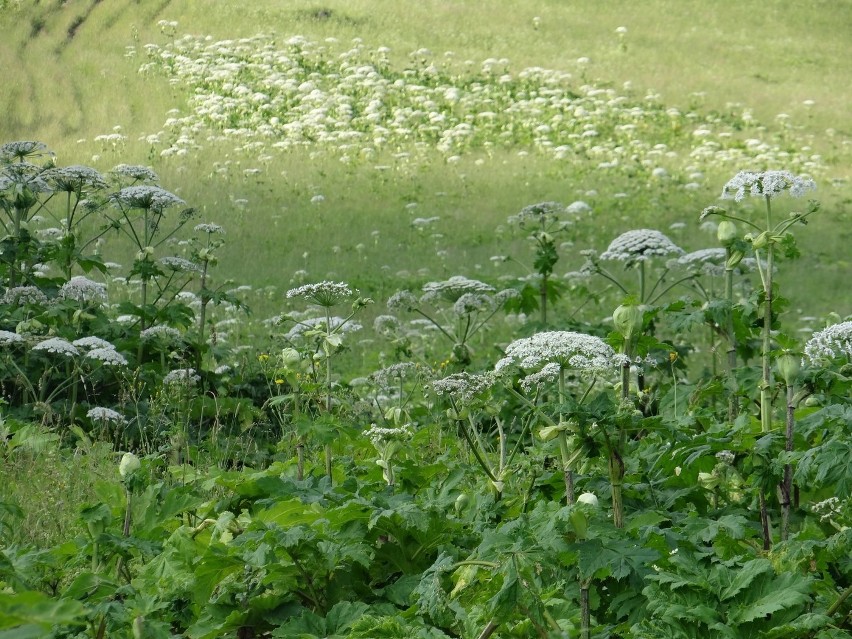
top-left (1, 4), bottom-right (851, 638)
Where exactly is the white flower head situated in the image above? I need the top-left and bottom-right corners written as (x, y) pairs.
top-left (32, 337), bottom-right (79, 357)
top-left (803, 320), bottom-right (852, 365)
top-left (373, 314), bottom-right (402, 336)
top-left (2, 286), bottom-right (49, 306)
top-left (387, 290), bottom-right (419, 312)
top-left (159, 256), bottom-right (200, 273)
top-left (364, 423), bottom-right (414, 446)
top-left (140, 325), bottom-right (182, 342)
top-left (111, 185), bottom-right (185, 211)
top-left (600, 229), bottom-right (684, 265)
top-left (194, 222), bottom-right (224, 234)
top-left (511, 201), bottom-right (566, 225)
top-left (421, 275), bottom-right (495, 303)
top-left (87, 406), bottom-right (127, 425)
top-left (58, 276), bottom-right (107, 304)
top-left (286, 281), bottom-right (355, 307)
top-left (369, 362), bottom-right (423, 389)
top-left (431, 371), bottom-right (496, 404)
top-left (43, 165), bottom-right (108, 192)
top-left (453, 292), bottom-right (495, 317)
top-left (496, 330), bottom-right (620, 377)
top-left (87, 348), bottom-right (128, 367)
top-left (286, 316), bottom-right (362, 340)
top-left (73, 336), bottom-right (116, 351)
top-left (1, 140), bottom-right (52, 161)
top-left (0, 330), bottom-right (24, 346)
top-left (163, 368), bottom-right (200, 387)
top-left (721, 170), bottom-right (816, 202)
top-left (110, 164), bottom-right (159, 183)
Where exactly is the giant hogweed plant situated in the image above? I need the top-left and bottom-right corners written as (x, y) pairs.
top-left (386, 275), bottom-right (517, 368)
top-left (503, 201), bottom-right (585, 326)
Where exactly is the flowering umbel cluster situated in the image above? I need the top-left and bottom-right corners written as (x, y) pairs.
top-left (286, 281), bottom-right (355, 307)
top-left (803, 320), bottom-right (852, 365)
top-left (599, 229), bottom-right (684, 265)
top-left (721, 170), bottom-right (816, 202)
top-left (496, 330), bottom-right (622, 375)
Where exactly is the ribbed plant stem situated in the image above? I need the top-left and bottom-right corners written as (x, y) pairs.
top-left (725, 259), bottom-right (738, 421)
top-left (781, 383), bottom-right (795, 541)
top-left (760, 195), bottom-right (774, 434)
top-left (580, 580), bottom-right (590, 639)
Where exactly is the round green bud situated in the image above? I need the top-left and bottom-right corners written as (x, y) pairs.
top-left (280, 347), bottom-right (301, 367)
top-left (776, 353), bottom-right (801, 385)
top-left (613, 303), bottom-right (643, 341)
top-left (716, 220), bottom-right (737, 246)
top-left (119, 452), bottom-right (141, 478)
top-left (454, 493), bottom-right (470, 513)
top-left (577, 492), bottom-right (598, 507)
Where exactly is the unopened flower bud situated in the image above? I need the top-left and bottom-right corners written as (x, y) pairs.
top-left (577, 492), bottom-right (599, 507)
top-left (119, 452), bottom-right (141, 478)
top-left (716, 220), bottom-right (737, 246)
top-left (726, 249), bottom-right (744, 270)
top-left (613, 303), bottom-right (643, 341)
top-left (280, 347), bottom-right (301, 367)
top-left (776, 352), bottom-right (801, 385)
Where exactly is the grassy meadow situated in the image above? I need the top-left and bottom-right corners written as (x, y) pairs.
top-left (1, 0), bottom-right (850, 316)
top-left (1, 2), bottom-right (851, 638)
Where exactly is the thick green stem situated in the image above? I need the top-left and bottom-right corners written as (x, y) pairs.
top-left (725, 258), bottom-right (738, 421)
top-left (540, 273), bottom-right (548, 326)
top-left (760, 195), bottom-right (774, 434)
top-left (781, 383), bottom-right (795, 541)
top-left (558, 368), bottom-right (574, 504)
top-left (580, 580), bottom-right (591, 639)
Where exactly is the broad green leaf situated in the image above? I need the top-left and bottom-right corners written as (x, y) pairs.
top-left (0, 591), bottom-right (86, 629)
top-left (719, 558), bottom-right (772, 601)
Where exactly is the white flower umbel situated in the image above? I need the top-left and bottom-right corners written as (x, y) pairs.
top-left (32, 337), bottom-right (79, 357)
top-left (0, 140), bottom-right (51, 161)
top-left (43, 165), bottom-right (109, 192)
top-left (193, 222), bottom-right (224, 234)
top-left (87, 406), bottom-right (127, 425)
top-left (286, 316), bottom-right (362, 340)
top-left (286, 281), bottom-right (355, 307)
top-left (368, 362), bottom-right (422, 389)
top-left (496, 330), bottom-right (620, 375)
top-left (452, 292), bottom-right (495, 317)
top-left (163, 368), bottom-right (200, 387)
top-left (2, 286), bottom-right (49, 306)
top-left (600, 229), bottom-right (685, 265)
top-left (721, 170), bottom-right (816, 202)
top-left (58, 276), bottom-right (108, 304)
top-left (803, 320), bottom-right (852, 365)
top-left (111, 185), bottom-right (185, 211)
top-left (140, 325), bottom-right (182, 342)
top-left (159, 256), bottom-right (200, 272)
top-left (0, 330), bottom-right (23, 346)
top-left (431, 371), bottom-right (496, 404)
top-left (421, 275), bottom-right (495, 303)
top-left (73, 336), bottom-right (116, 351)
top-left (110, 164), bottom-right (159, 183)
top-left (87, 348), bottom-right (129, 367)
